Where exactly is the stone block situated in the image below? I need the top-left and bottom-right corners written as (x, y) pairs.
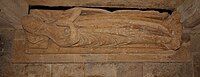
top-left (12, 64), bottom-right (51, 77)
top-left (52, 64), bottom-right (84, 77)
top-left (85, 63), bottom-right (117, 77)
top-left (12, 64), bottom-right (27, 77)
top-left (116, 63), bottom-right (143, 77)
top-left (143, 63), bottom-right (193, 77)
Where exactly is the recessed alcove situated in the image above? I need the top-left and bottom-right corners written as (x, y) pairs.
top-left (0, 0), bottom-right (199, 77)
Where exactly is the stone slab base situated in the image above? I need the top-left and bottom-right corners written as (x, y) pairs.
top-left (12, 30), bottom-right (191, 63)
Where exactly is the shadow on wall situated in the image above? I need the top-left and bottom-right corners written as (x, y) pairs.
top-left (0, 29), bottom-right (14, 77)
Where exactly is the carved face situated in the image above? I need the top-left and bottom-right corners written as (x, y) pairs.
top-left (64, 26), bottom-right (71, 37)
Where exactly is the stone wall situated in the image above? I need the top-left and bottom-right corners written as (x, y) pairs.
top-left (0, 29), bottom-right (14, 77)
top-left (178, 0), bottom-right (200, 77)
top-left (10, 63), bottom-right (192, 77)
top-left (191, 24), bottom-right (200, 77)
top-left (0, 0), bottom-right (28, 29)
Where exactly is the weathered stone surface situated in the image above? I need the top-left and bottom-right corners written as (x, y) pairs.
top-left (178, 0), bottom-right (200, 28)
top-left (192, 24), bottom-right (200, 34)
top-left (26, 0), bottom-right (184, 9)
top-left (0, 0), bottom-right (28, 29)
top-left (13, 64), bottom-right (51, 77)
top-left (12, 64), bottom-right (27, 77)
top-left (143, 63), bottom-right (193, 77)
top-left (5, 63), bottom-right (195, 77)
top-left (117, 63), bottom-right (143, 77)
top-left (0, 18), bottom-right (14, 29)
top-left (190, 23), bottom-right (200, 77)
top-left (85, 63), bottom-right (117, 77)
top-left (0, 29), bottom-right (14, 77)
top-left (0, 29), bottom-right (14, 52)
top-left (193, 52), bottom-right (200, 77)
top-left (0, 54), bottom-right (12, 77)
top-left (52, 64), bottom-right (84, 77)
top-left (190, 33), bottom-right (200, 52)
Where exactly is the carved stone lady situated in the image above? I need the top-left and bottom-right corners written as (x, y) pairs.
top-left (22, 7), bottom-right (182, 50)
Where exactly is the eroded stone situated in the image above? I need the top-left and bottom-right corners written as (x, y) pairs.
top-left (117, 63), bottom-right (143, 77)
top-left (52, 64), bottom-right (84, 77)
top-left (143, 63), bottom-right (193, 77)
top-left (85, 63), bottom-right (117, 77)
top-left (12, 64), bottom-right (51, 77)
top-left (193, 52), bottom-right (200, 77)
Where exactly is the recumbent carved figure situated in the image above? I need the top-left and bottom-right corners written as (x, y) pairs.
top-left (22, 7), bottom-right (182, 50)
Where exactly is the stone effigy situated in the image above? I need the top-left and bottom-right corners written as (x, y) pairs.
top-left (22, 7), bottom-right (182, 53)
